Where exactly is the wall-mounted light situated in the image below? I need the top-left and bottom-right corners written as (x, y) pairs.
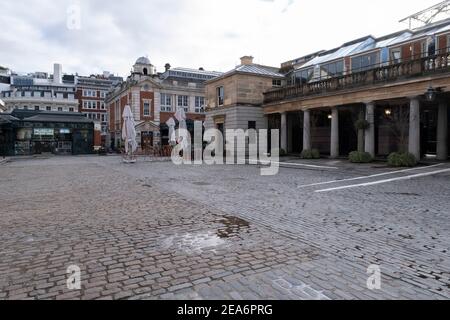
top-left (328, 114), bottom-right (332, 119)
top-left (425, 86), bottom-right (437, 102)
top-left (385, 108), bottom-right (392, 116)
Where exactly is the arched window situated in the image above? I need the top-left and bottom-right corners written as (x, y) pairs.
top-left (143, 68), bottom-right (148, 75)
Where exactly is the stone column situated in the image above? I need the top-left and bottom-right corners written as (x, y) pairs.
top-left (365, 102), bottom-right (375, 157)
top-left (330, 107), bottom-right (339, 158)
top-left (303, 110), bottom-right (311, 151)
top-left (408, 97), bottom-right (421, 160)
top-left (437, 100), bottom-right (448, 160)
top-left (280, 112), bottom-right (288, 152)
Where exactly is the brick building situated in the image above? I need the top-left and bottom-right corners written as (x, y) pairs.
top-left (75, 73), bottom-right (123, 146)
top-left (106, 57), bottom-right (222, 150)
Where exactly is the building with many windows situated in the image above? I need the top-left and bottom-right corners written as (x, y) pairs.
top-left (263, 18), bottom-right (450, 160)
top-left (0, 64), bottom-right (79, 114)
top-left (75, 73), bottom-right (123, 143)
top-left (106, 57), bottom-right (222, 150)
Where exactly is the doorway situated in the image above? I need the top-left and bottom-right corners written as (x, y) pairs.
top-left (421, 106), bottom-right (438, 157)
top-left (338, 108), bottom-right (358, 156)
top-left (141, 131), bottom-right (154, 150)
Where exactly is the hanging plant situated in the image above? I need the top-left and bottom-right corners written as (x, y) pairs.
top-left (355, 119), bottom-right (370, 131)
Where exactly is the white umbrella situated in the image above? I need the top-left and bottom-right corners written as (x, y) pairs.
top-left (122, 105), bottom-right (138, 155)
top-left (166, 117), bottom-right (176, 145)
top-left (174, 108), bottom-right (189, 149)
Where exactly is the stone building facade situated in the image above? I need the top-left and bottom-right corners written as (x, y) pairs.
top-left (204, 56), bottom-right (286, 135)
top-left (263, 18), bottom-right (450, 160)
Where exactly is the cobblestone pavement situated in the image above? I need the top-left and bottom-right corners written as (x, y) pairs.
top-left (0, 156), bottom-right (448, 300)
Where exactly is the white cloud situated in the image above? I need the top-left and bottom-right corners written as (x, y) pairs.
top-left (0, 0), bottom-right (441, 77)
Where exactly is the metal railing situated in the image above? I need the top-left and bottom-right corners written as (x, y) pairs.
top-left (264, 49), bottom-right (450, 104)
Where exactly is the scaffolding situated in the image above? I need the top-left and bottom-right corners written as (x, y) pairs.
top-left (400, 0), bottom-right (450, 29)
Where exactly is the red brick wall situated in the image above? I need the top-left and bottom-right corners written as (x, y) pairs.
top-left (75, 89), bottom-right (82, 112)
top-left (402, 44), bottom-right (412, 61)
top-left (140, 91), bottom-right (155, 121)
top-left (108, 102), bottom-right (115, 132)
top-left (438, 34), bottom-right (448, 53)
top-left (413, 41), bottom-right (422, 59)
top-left (94, 130), bottom-right (102, 147)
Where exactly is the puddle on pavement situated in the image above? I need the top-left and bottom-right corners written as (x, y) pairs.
top-left (160, 231), bottom-right (226, 254)
top-left (216, 215), bottom-right (250, 239)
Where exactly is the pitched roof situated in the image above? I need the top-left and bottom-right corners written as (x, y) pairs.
top-left (0, 114), bottom-right (19, 124)
top-left (23, 114), bottom-right (93, 123)
top-left (207, 63), bottom-right (284, 83)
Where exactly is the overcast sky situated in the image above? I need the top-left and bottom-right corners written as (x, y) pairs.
top-left (0, 0), bottom-right (441, 77)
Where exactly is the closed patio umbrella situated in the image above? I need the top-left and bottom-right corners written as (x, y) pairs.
top-left (122, 105), bottom-right (137, 160)
top-left (174, 108), bottom-right (189, 150)
top-left (166, 117), bottom-right (176, 145)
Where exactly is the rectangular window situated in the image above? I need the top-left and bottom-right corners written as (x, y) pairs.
top-left (351, 52), bottom-right (380, 72)
top-left (177, 95), bottom-right (189, 112)
top-left (46, 106), bottom-right (51, 111)
top-left (294, 68), bottom-right (314, 84)
top-left (143, 101), bottom-right (151, 116)
top-left (58, 107), bottom-right (63, 112)
top-left (248, 121), bottom-right (256, 130)
top-left (161, 93), bottom-right (173, 112)
top-left (217, 86), bottom-right (224, 106)
top-left (69, 108), bottom-right (74, 112)
top-left (272, 79), bottom-right (282, 87)
top-left (320, 60), bottom-right (344, 79)
top-left (35, 106), bottom-right (40, 111)
top-left (195, 96), bottom-right (205, 113)
top-left (177, 95), bottom-right (189, 107)
top-left (391, 49), bottom-right (402, 64)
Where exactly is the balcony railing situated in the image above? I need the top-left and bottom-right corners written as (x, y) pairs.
top-left (264, 50), bottom-right (450, 104)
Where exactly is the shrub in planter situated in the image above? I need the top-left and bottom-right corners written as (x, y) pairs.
top-left (349, 151), bottom-right (373, 163)
top-left (300, 149), bottom-right (321, 159)
top-left (388, 152), bottom-right (417, 167)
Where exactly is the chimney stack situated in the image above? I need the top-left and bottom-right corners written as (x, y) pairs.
top-left (240, 56), bottom-right (254, 66)
top-left (53, 63), bottom-right (62, 84)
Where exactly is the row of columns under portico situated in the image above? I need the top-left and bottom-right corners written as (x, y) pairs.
top-left (278, 97), bottom-right (448, 160)
top-left (301, 106), bottom-right (340, 159)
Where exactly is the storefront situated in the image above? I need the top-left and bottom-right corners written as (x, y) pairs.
top-left (0, 110), bottom-right (94, 156)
